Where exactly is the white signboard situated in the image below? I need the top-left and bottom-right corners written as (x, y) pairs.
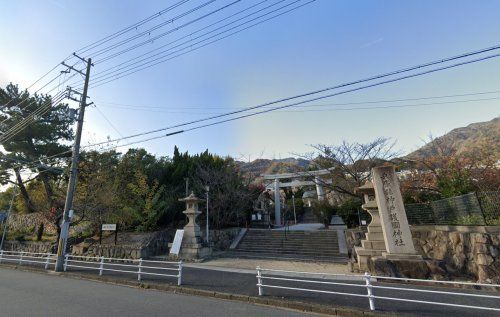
top-left (102, 224), bottom-right (117, 231)
top-left (170, 229), bottom-right (184, 255)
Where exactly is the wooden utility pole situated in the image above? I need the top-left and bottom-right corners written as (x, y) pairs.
top-left (55, 56), bottom-right (92, 272)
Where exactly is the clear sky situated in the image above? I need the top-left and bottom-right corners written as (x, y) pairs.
top-left (1, 0), bottom-right (499, 160)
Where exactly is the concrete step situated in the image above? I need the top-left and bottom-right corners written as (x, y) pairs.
top-left (226, 251), bottom-right (348, 263)
top-left (237, 244), bottom-right (339, 249)
top-left (235, 229), bottom-right (345, 260)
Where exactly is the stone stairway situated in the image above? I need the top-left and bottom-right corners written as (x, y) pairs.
top-left (230, 229), bottom-right (348, 262)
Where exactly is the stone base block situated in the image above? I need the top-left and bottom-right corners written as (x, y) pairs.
top-left (368, 256), bottom-right (430, 279)
top-left (365, 232), bottom-right (384, 241)
top-left (382, 252), bottom-right (423, 261)
top-left (178, 244), bottom-right (212, 260)
top-left (362, 240), bottom-right (386, 250)
top-left (355, 246), bottom-right (385, 270)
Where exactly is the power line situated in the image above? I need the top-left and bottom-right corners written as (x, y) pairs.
top-left (86, 0), bottom-right (313, 88)
top-left (64, 0), bottom-right (278, 88)
top-left (89, 0), bottom-right (293, 82)
top-left (32, 49), bottom-right (494, 158)
top-left (7, 46), bottom-right (500, 170)
top-left (92, 89), bottom-right (500, 112)
top-left (95, 0), bottom-right (271, 71)
top-left (76, 0), bottom-right (191, 55)
top-left (93, 103), bottom-right (124, 138)
top-left (0, 92), bottom-right (67, 143)
top-left (86, 47), bottom-right (500, 147)
top-left (90, 0), bottom-right (219, 59)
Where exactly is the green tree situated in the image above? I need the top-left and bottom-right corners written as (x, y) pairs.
top-left (0, 83), bottom-right (75, 213)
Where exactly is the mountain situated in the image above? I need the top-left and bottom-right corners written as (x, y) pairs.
top-left (407, 117), bottom-right (500, 159)
top-left (237, 117), bottom-right (500, 177)
top-left (236, 158), bottom-right (310, 177)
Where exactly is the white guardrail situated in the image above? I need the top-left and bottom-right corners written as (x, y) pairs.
top-left (0, 250), bottom-right (182, 285)
top-left (0, 250), bottom-right (56, 269)
top-left (256, 267), bottom-right (500, 312)
top-left (64, 255), bottom-right (183, 285)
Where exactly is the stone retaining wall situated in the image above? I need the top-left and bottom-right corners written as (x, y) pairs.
top-left (7, 213), bottom-right (57, 235)
top-left (72, 230), bottom-right (172, 259)
top-left (346, 225), bottom-right (500, 283)
top-left (411, 225), bottom-right (500, 283)
top-left (201, 228), bottom-right (241, 251)
top-left (70, 228), bottom-right (241, 259)
top-left (2, 241), bottom-right (54, 253)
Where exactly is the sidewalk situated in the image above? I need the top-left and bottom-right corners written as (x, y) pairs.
top-left (186, 257), bottom-right (352, 276)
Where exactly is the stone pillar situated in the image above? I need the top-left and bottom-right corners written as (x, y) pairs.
top-left (315, 176), bottom-right (326, 201)
top-left (274, 179), bottom-right (281, 227)
top-left (372, 166), bottom-right (421, 261)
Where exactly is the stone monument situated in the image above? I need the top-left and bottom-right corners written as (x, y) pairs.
top-left (354, 181), bottom-right (387, 270)
top-left (371, 166), bottom-right (422, 261)
top-left (178, 192), bottom-right (212, 259)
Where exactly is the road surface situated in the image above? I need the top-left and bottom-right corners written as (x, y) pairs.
top-left (0, 268), bottom-right (313, 317)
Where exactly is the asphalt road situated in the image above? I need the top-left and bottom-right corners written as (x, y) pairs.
top-left (0, 268), bottom-right (313, 317)
top-left (2, 262), bottom-right (500, 317)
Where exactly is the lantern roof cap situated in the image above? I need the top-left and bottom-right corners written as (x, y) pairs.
top-left (354, 181), bottom-right (374, 195)
top-left (178, 191), bottom-right (204, 203)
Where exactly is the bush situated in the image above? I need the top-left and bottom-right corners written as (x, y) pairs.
top-left (336, 199), bottom-right (362, 228)
top-left (451, 215), bottom-right (485, 225)
top-left (311, 200), bottom-right (336, 228)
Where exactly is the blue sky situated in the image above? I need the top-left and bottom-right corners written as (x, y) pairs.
top-left (1, 0), bottom-right (499, 160)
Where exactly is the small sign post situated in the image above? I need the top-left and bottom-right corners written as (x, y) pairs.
top-left (100, 224), bottom-right (118, 245)
top-left (170, 230), bottom-right (184, 255)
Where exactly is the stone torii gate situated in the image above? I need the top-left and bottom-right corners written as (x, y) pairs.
top-left (262, 170), bottom-right (332, 226)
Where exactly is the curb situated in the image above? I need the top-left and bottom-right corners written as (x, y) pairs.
top-left (0, 264), bottom-right (399, 316)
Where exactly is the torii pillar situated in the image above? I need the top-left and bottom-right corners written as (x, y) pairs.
top-left (274, 179), bottom-right (281, 226)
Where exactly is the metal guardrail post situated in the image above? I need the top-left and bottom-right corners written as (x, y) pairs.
top-left (257, 266), bottom-right (263, 296)
top-left (177, 261), bottom-right (183, 286)
top-left (364, 272), bottom-right (375, 311)
top-left (0, 250), bottom-right (3, 263)
top-left (137, 258), bottom-right (143, 281)
top-left (63, 254), bottom-right (68, 271)
top-left (19, 251), bottom-right (23, 265)
top-left (45, 253), bottom-right (51, 270)
top-left (99, 256), bottom-right (104, 276)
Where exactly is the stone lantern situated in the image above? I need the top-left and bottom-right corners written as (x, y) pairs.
top-left (354, 181), bottom-right (387, 270)
top-left (178, 192), bottom-right (212, 259)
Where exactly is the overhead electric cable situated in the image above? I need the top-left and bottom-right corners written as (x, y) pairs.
top-left (9, 46), bottom-right (500, 168)
top-left (76, 0), bottom-right (191, 55)
top-left (95, 0), bottom-right (271, 70)
top-left (93, 89), bottom-right (500, 111)
top-left (86, 0), bottom-right (317, 89)
top-left (90, 0), bottom-right (291, 80)
top-left (0, 92), bottom-right (66, 143)
top-left (94, 0), bottom-right (245, 64)
top-left (87, 46), bottom-right (500, 145)
top-left (90, 0), bottom-right (219, 58)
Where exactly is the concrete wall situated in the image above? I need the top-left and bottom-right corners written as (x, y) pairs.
top-left (346, 225), bottom-right (500, 283)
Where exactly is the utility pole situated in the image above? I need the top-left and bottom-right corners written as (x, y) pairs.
top-left (55, 56), bottom-right (92, 272)
top-left (0, 186), bottom-right (17, 250)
